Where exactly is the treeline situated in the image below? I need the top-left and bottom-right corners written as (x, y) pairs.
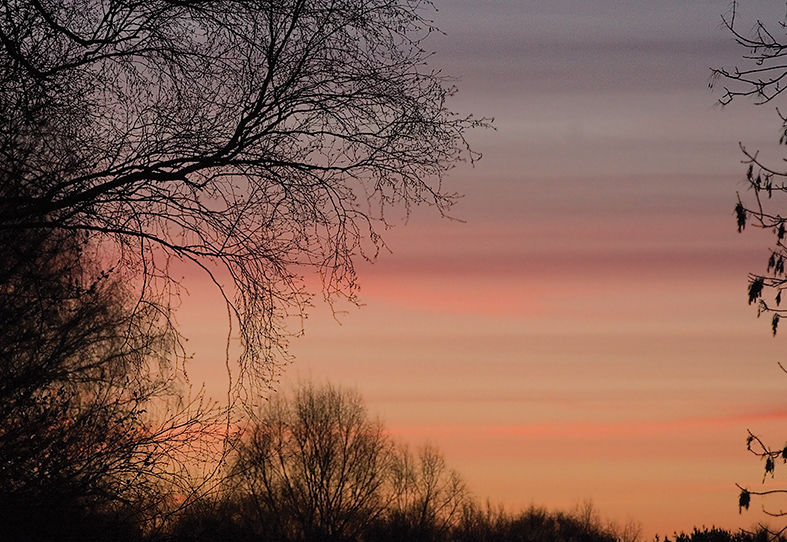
top-left (660, 527), bottom-right (781, 542)
top-left (168, 383), bottom-right (640, 542)
top-left (170, 495), bottom-right (634, 542)
top-left (2, 358), bottom-right (774, 542)
top-left (156, 386), bottom-right (787, 542)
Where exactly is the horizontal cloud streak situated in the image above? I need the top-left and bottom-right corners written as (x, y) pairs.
top-left (389, 408), bottom-right (787, 439)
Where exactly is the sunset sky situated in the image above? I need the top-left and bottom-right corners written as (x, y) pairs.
top-left (179, 1), bottom-right (787, 536)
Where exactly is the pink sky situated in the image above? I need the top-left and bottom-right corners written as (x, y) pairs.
top-left (175, 1), bottom-right (787, 537)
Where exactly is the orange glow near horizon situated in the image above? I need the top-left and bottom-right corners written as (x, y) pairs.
top-left (384, 408), bottom-right (787, 440)
top-left (172, 2), bottom-right (787, 537)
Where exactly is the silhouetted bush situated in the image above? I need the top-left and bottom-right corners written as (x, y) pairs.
top-left (450, 502), bottom-right (624, 542)
top-left (660, 526), bottom-right (781, 542)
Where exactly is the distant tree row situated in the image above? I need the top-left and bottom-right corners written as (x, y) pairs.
top-left (660, 527), bottom-right (778, 542)
top-left (0, 374), bottom-right (648, 542)
top-left (2, 371), bottom-right (777, 542)
top-left (167, 383), bottom-right (643, 542)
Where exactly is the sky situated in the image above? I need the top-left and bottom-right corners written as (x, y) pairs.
top-left (178, 1), bottom-right (787, 537)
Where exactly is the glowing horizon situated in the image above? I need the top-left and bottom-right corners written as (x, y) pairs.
top-left (176, 0), bottom-right (787, 537)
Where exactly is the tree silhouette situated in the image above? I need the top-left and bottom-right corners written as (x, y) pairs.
top-left (711, 1), bottom-right (787, 335)
top-left (0, 0), bottom-right (484, 386)
top-left (383, 443), bottom-right (469, 541)
top-left (712, 2), bottom-right (787, 530)
top-left (0, 1), bottom-right (482, 535)
top-left (229, 383), bottom-right (394, 542)
top-left (0, 228), bottom-right (225, 540)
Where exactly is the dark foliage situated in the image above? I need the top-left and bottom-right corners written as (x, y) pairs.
top-left (661, 527), bottom-right (776, 542)
top-left (449, 504), bottom-right (622, 542)
top-left (168, 498), bottom-right (639, 542)
top-left (0, 227), bottom-right (224, 539)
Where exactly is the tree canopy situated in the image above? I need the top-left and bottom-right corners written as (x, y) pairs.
top-left (0, 0), bottom-right (483, 536)
top-left (0, 0), bottom-right (483, 388)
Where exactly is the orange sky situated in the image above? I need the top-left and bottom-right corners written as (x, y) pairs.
top-left (174, 1), bottom-right (787, 537)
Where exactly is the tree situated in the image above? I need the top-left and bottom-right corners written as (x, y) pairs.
top-left (229, 382), bottom-right (394, 542)
top-left (384, 443), bottom-right (469, 541)
top-left (711, 2), bottom-right (787, 335)
top-left (1, 0), bottom-right (484, 533)
top-left (0, 227), bottom-right (225, 539)
top-left (0, 0), bottom-right (483, 387)
top-left (712, 2), bottom-right (787, 529)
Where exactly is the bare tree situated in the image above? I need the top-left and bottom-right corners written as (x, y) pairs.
top-left (388, 443), bottom-right (469, 540)
top-left (229, 382), bottom-right (393, 542)
top-left (713, 2), bottom-right (787, 529)
top-left (0, 0), bottom-right (484, 387)
top-left (711, 1), bottom-right (787, 335)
